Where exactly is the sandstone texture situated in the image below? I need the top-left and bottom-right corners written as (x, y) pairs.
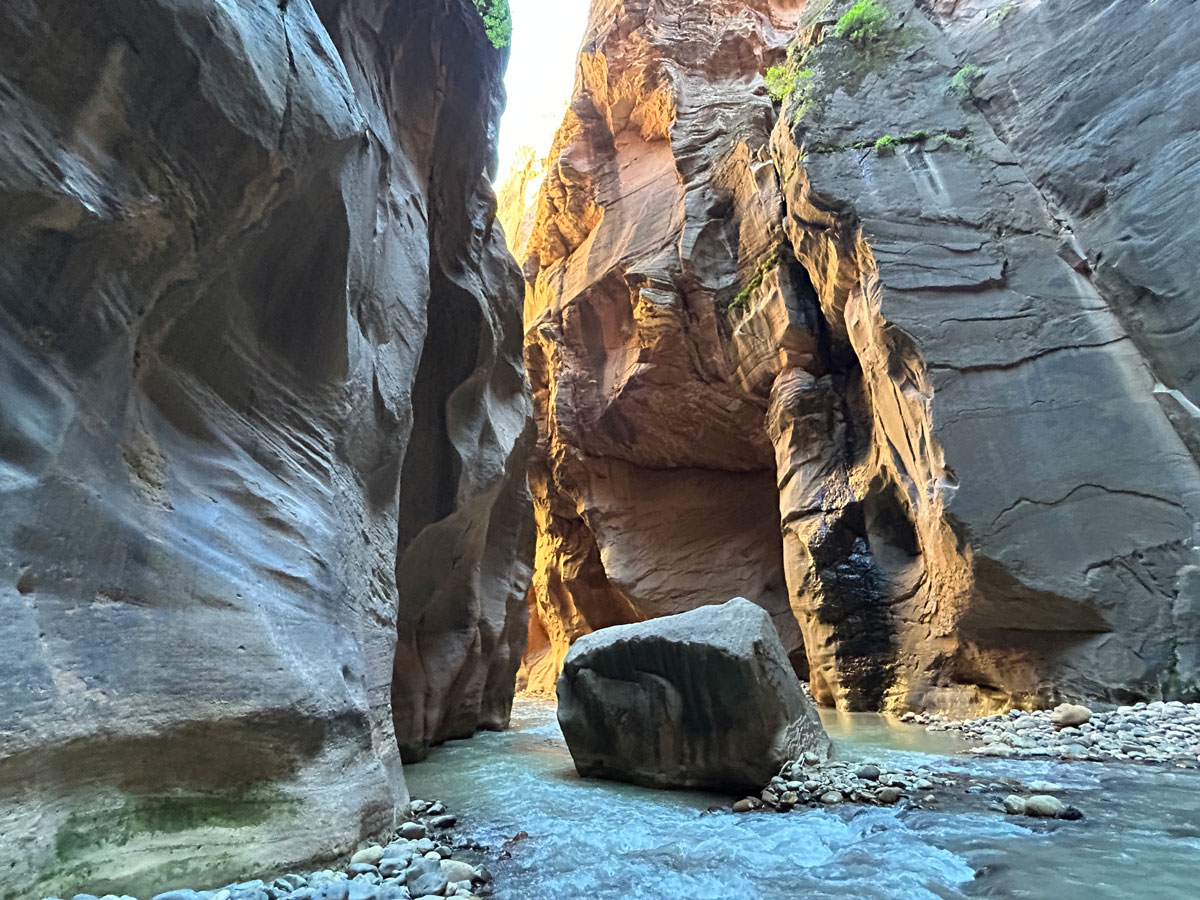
top-left (557, 598), bottom-right (831, 792)
top-left (518, 0), bottom-right (1200, 711)
top-left (771, 0), bottom-right (1200, 711)
top-left (519, 0), bottom-right (809, 695)
top-left (0, 1), bottom-right (530, 896)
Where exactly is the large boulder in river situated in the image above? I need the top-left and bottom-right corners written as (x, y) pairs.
top-left (557, 598), bottom-right (831, 792)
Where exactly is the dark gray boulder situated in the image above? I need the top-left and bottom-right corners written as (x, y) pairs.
top-left (556, 597), bottom-right (831, 792)
top-left (404, 859), bottom-right (448, 899)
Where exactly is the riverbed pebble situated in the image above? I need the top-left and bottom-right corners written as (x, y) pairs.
top-left (47, 800), bottom-right (488, 900)
top-left (1024, 795), bottom-right (1065, 818)
top-left (903, 700), bottom-right (1200, 765)
top-left (738, 751), bottom-right (1091, 823)
top-left (739, 755), bottom-right (958, 813)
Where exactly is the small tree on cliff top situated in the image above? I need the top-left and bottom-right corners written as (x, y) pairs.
top-left (473, 0), bottom-right (512, 49)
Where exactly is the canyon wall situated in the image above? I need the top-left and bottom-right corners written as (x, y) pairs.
top-left (519, 0), bottom-right (1200, 709)
top-left (519, 0), bottom-right (808, 693)
top-left (0, 0), bottom-right (530, 896)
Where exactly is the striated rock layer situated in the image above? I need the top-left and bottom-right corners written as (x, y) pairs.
top-left (0, 0), bottom-right (531, 896)
top-left (519, 0), bottom-right (1200, 710)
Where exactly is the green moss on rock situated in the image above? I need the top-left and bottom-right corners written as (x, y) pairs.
top-left (727, 252), bottom-right (781, 313)
top-left (833, 0), bottom-right (890, 47)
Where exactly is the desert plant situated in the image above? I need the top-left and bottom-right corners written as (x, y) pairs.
top-left (834, 0), bottom-right (890, 47)
top-left (472, 0), bottom-right (512, 49)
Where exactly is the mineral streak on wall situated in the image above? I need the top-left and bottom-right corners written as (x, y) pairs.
top-left (515, 0), bottom-right (1200, 710)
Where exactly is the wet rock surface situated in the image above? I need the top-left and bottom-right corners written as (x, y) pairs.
top-left (909, 700), bottom-right (1200, 765)
top-left (0, 0), bottom-right (531, 895)
top-left (557, 599), bottom-right (831, 791)
top-left (44, 802), bottom-right (493, 900)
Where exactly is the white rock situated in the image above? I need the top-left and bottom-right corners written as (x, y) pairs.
top-left (1025, 795), bottom-right (1065, 817)
top-left (351, 845), bottom-right (385, 866)
top-left (1003, 795), bottom-right (1026, 815)
top-left (1051, 704), bottom-right (1092, 728)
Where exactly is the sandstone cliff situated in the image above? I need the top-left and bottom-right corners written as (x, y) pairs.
top-left (519, 0), bottom-right (808, 694)
top-left (520, 0), bottom-right (1200, 709)
top-left (0, 1), bottom-right (530, 896)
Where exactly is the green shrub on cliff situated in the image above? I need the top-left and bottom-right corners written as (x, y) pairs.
top-left (949, 64), bottom-right (986, 98)
top-left (766, 63), bottom-right (814, 102)
top-left (472, 0), bottom-right (512, 48)
top-left (834, 0), bottom-right (889, 47)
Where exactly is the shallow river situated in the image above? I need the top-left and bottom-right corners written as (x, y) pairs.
top-left (405, 699), bottom-right (1200, 900)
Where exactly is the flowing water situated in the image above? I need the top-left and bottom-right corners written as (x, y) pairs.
top-left (405, 699), bottom-right (1200, 900)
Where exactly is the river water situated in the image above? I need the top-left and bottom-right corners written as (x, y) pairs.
top-left (405, 699), bottom-right (1200, 900)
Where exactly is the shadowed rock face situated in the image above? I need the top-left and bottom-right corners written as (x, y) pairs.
top-left (558, 598), bottom-right (831, 792)
top-left (0, 0), bottom-right (530, 895)
top-left (518, 0), bottom-right (1200, 711)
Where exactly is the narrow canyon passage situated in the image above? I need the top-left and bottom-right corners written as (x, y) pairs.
top-left (1, 0), bottom-right (1199, 898)
top-left (503, 0), bottom-right (1200, 721)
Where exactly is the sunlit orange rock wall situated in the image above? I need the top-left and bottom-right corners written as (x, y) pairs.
top-left (518, 0), bottom-right (1200, 710)
top-left (518, 0), bottom-right (808, 693)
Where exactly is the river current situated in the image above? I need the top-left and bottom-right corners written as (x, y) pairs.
top-left (405, 699), bottom-right (1200, 900)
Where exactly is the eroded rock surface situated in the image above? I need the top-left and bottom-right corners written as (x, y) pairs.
top-left (518, 0), bottom-right (808, 695)
top-left (518, 0), bottom-right (1200, 710)
top-left (0, 0), bottom-right (530, 895)
top-left (772, 0), bottom-right (1200, 710)
top-left (557, 598), bottom-right (831, 792)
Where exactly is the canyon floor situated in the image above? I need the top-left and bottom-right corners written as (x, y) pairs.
top-left (404, 699), bottom-right (1200, 900)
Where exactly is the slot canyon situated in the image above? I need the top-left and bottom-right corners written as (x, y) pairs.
top-left (1, 0), bottom-right (1198, 898)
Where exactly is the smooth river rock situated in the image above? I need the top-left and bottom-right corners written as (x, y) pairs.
top-left (557, 598), bottom-right (831, 792)
top-left (1051, 704), bottom-right (1093, 728)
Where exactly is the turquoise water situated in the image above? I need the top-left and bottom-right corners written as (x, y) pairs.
top-left (404, 700), bottom-right (1200, 900)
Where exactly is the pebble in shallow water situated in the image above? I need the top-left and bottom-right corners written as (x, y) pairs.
top-left (43, 801), bottom-right (491, 900)
top-left (736, 755), bottom-right (961, 814)
top-left (903, 700), bottom-right (1200, 765)
top-left (736, 753), bottom-right (1089, 822)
